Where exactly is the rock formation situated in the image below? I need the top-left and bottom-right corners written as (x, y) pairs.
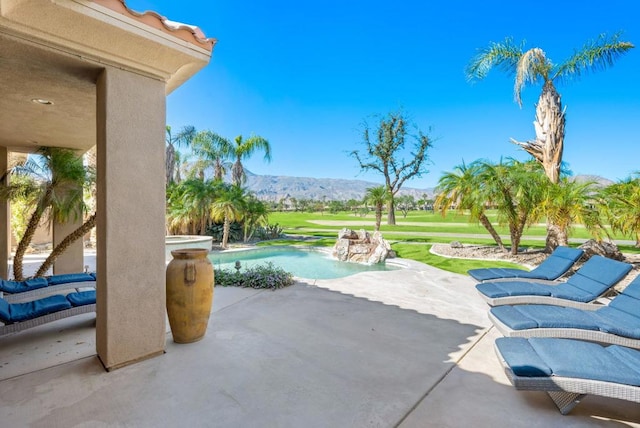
top-left (332, 228), bottom-right (393, 264)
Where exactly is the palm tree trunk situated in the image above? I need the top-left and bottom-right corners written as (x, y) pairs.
top-left (222, 216), bottom-right (230, 249)
top-left (478, 213), bottom-right (507, 253)
top-left (34, 213), bottom-right (96, 278)
top-left (13, 187), bottom-right (53, 280)
top-left (375, 206), bottom-right (382, 231)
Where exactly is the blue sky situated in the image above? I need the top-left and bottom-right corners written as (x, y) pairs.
top-left (127, 0), bottom-right (639, 189)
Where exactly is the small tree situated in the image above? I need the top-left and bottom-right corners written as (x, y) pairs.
top-left (364, 186), bottom-right (389, 232)
top-left (211, 185), bottom-right (246, 249)
top-left (435, 161), bottom-right (506, 252)
top-left (395, 195), bottom-right (415, 218)
top-left (598, 173), bottom-right (640, 247)
top-left (351, 110), bottom-right (432, 225)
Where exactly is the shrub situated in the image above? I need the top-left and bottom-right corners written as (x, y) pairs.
top-left (215, 262), bottom-right (294, 290)
top-left (207, 221), bottom-right (243, 243)
top-left (256, 223), bottom-right (284, 240)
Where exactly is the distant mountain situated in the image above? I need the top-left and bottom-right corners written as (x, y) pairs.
top-left (573, 174), bottom-right (614, 187)
top-left (243, 170), bottom-right (435, 201)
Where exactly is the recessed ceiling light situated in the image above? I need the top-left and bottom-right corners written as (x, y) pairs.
top-left (31, 98), bottom-right (53, 105)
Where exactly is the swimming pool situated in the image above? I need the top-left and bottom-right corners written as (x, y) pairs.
top-left (209, 247), bottom-right (399, 280)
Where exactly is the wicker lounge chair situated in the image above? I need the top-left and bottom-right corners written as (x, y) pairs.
top-left (0, 272), bottom-right (96, 303)
top-left (0, 289), bottom-right (96, 337)
top-left (489, 275), bottom-right (640, 348)
top-left (494, 337), bottom-right (640, 414)
top-left (468, 246), bottom-right (584, 282)
top-left (476, 255), bottom-right (632, 308)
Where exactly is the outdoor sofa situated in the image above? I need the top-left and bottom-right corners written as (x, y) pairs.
top-left (495, 336), bottom-right (640, 414)
top-left (0, 289), bottom-right (96, 337)
top-left (468, 246), bottom-right (584, 282)
top-left (0, 272), bottom-right (96, 302)
top-left (476, 255), bottom-right (632, 308)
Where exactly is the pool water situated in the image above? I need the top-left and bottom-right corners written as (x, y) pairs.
top-left (209, 247), bottom-right (399, 280)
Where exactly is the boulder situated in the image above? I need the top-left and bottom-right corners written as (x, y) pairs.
top-left (332, 228), bottom-right (391, 264)
top-left (579, 240), bottom-right (625, 261)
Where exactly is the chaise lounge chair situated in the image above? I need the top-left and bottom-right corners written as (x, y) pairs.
top-left (0, 289), bottom-right (96, 337)
top-left (0, 272), bottom-right (96, 303)
top-left (476, 255), bottom-right (632, 308)
top-left (468, 246), bottom-right (584, 282)
top-left (489, 275), bottom-right (640, 348)
top-left (494, 337), bottom-right (640, 414)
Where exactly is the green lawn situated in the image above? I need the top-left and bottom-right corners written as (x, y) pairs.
top-left (259, 210), bottom-right (639, 275)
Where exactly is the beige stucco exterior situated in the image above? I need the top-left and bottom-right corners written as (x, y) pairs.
top-left (0, 0), bottom-right (214, 370)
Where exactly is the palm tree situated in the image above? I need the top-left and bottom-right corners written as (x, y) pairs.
top-left (166, 125), bottom-right (196, 185)
top-left (191, 130), bottom-right (233, 181)
top-left (0, 147), bottom-right (93, 280)
top-left (467, 34), bottom-right (633, 183)
top-left (230, 134), bottom-right (271, 186)
top-left (364, 186), bottom-right (389, 231)
top-left (211, 185), bottom-right (246, 249)
top-left (166, 179), bottom-right (222, 235)
top-left (478, 159), bottom-right (546, 255)
top-left (435, 161), bottom-right (506, 251)
top-left (467, 34), bottom-right (633, 251)
top-left (242, 194), bottom-right (269, 242)
top-left (598, 173), bottom-right (640, 247)
top-left (532, 178), bottom-right (605, 247)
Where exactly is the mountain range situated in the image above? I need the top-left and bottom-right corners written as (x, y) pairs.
top-left (243, 170), bottom-right (434, 201)
top-left (241, 171), bottom-right (615, 202)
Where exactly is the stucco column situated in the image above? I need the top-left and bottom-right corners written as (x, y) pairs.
top-left (0, 147), bottom-right (8, 280)
top-left (96, 66), bottom-right (166, 370)
top-left (53, 180), bottom-right (84, 274)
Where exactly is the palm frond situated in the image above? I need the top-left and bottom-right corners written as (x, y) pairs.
top-left (554, 32), bottom-right (635, 82)
top-left (514, 48), bottom-right (551, 106)
top-left (466, 37), bottom-right (524, 81)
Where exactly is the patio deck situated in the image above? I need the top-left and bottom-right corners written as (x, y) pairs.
top-left (0, 255), bottom-right (638, 426)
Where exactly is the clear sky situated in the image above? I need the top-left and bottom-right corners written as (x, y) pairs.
top-left (127, 0), bottom-right (639, 190)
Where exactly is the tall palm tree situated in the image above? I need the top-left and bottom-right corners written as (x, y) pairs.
top-left (598, 173), bottom-right (640, 247)
top-left (435, 161), bottom-right (506, 251)
top-left (230, 134), bottom-right (271, 186)
top-left (166, 125), bottom-right (196, 185)
top-left (0, 147), bottom-right (92, 280)
top-left (211, 185), bottom-right (246, 249)
top-left (364, 186), bottom-right (389, 231)
top-left (466, 33), bottom-right (633, 250)
top-left (467, 34), bottom-right (633, 183)
top-left (191, 130), bottom-right (233, 181)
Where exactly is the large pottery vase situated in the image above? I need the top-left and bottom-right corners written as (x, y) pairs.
top-left (166, 248), bottom-right (214, 343)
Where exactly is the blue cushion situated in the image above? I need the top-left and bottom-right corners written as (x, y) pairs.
top-left (568, 256), bottom-right (631, 288)
top-left (477, 281), bottom-right (553, 299)
top-left (468, 247), bottom-right (583, 282)
top-left (529, 338), bottom-right (640, 386)
top-left (66, 290), bottom-right (96, 307)
top-left (609, 294), bottom-right (640, 317)
top-left (594, 307), bottom-right (640, 339)
top-left (548, 283), bottom-right (597, 302)
top-left (607, 346), bottom-right (640, 377)
top-left (468, 267), bottom-right (529, 282)
top-left (0, 298), bottom-right (10, 323)
top-left (491, 306), bottom-right (539, 330)
top-left (622, 276), bottom-right (640, 300)
top-left (495, 337), bottom-right (552, 377)
top-left (550, 246), bottom-right (584, 262)
top-left (47, 273), bottom-right (96, 286)
top-left (8, 295), bottom-right (71, 323)
top-left (0, 278), bottom-right (48, 294)
top-left (511, 305), bottom-right (600, 329)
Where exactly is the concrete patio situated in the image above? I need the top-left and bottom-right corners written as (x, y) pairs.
top-left (0, 256), bottom-right (639, 427)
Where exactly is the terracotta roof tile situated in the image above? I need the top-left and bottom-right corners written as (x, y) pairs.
top-left (93, 0), bottom-right (216, 51)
